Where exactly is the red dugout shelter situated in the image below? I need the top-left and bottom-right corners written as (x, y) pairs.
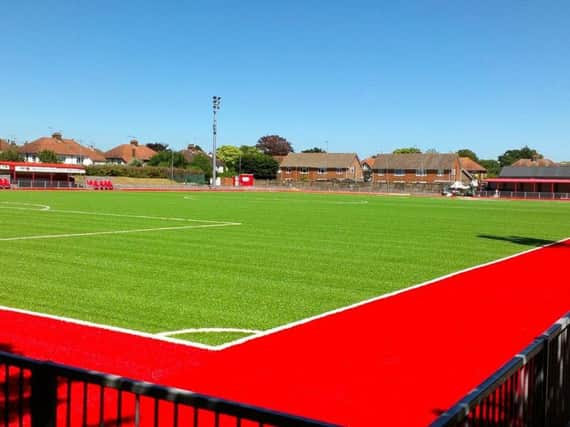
top-left (0, 161), bottom-right (85, 189)
top-left (484, 178), bottom-right (570, 193)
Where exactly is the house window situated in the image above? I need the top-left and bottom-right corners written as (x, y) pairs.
top-left (394, 169), bottom-right (405, 176)
top-left (300, 167), bottom-right (309, 175)
top-left (377, 169), bottom-right (385, 176)
top-left (285, 167), bottom-right (291, 174)
top-left (336, 168), bottom-right (344, 175)
top-left (317, 168), bottom-right (326, 175)
top-left (437, 169), bottom-right (444, 176)
top-left (416, 168), bottom-right (426, 176)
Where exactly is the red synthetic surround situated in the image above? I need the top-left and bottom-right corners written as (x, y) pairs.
top-left (1, 240), bottom-right (569, 425)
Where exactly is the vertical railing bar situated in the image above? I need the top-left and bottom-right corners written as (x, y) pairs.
top-left (193, 407), bottom-right (198, 427)
top-left (18, 368), bottom-right (24, 427)
top-left (215, 411), bottom-right (220, 427)
top-left (66, 378), bottom-right (72, 427)
top-left (4, 364), bottom-right (9, 427)
top-left (116, 390), bottom-right (122, 427)
top-left (99, 385), bottom-right (105, 427)
top-left (154, 398), bottom-right (159, 427)
top-left (82, 381), bottom-right (88, 427)
top-left (134, 394), bottom-right (140, 427)
top-left (172, 402), bottom-right (178, 427)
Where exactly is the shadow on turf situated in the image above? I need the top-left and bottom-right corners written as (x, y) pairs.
top-left (477, 234), bottom-right (559, 247)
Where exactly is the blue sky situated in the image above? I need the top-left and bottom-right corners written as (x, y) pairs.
top-left (1, 0), bottom-right (569, 161)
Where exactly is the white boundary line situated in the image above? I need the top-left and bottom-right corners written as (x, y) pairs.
top-left (1, 237), bottom-right (567, 351)
top-left (0, 305), bottom-right (222, 351)
top-left (212, 236), bottom-right (570, 350)
top-left (0, 204), bottom-right (241, 241)
top-left (0, 223), bottom-right (239, 241)
top-left (156, 328), bottom-right (262, 337)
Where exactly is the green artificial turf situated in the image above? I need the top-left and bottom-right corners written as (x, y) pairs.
top-left (1, 191), bottom-right (569, 345)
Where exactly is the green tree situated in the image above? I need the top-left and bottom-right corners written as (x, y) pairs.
top-left (147, 150), bottom-right (188, 168)
top-left (38, 150), bottom-right (60, 163)
top-left (256, 135), bottom-right (294, 156)
top-left (240, 145), bottom-right (261, 155)
top-left (240, 152), bottom-right (279, 179)
top-left (146, 142), bottom-right (169, 152)
top-left (393, 147), bottom-right (421, 154)
top-left (479, 159), bottom-right (501, 177)
top-left (302, 147), bottom-right (326, 153)
top-left (189, 153), bottom-right (213, 179)
top-left (498, 146), bottom-right (542, 167)
top-left (216, 145), bottom-right (242, 171)
top-left (0, 150), bottom-right (23, 161)
top-left (457, 149), bottom-right (479, 162)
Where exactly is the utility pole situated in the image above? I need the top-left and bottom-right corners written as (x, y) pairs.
top-left (212, 96), bottom-right (221, 187)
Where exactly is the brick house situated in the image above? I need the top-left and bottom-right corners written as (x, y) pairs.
top-left (370, 153), bottom-right (463, 184)
top-left (104, 140), bottom-right (157, 165)
top-left (459, 157), bottom-right (487, 181)
top-left (19, 133), bottom-right (106, 166)
top-left (278, 153), bottom-right (363, 182)
top-left (0, 139), bottom-right (14, 152)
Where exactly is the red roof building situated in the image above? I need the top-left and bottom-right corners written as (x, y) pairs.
top-left (104, 140), bottom-right (157, 164)
top-left (18, 133), bottom-right (105, 165)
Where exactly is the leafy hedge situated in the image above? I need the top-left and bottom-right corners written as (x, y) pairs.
top-left (85, 164), bottom-right (202, 179)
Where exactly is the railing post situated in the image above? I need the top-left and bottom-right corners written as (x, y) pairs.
top-left (31, 362), bottom-right (58, 427)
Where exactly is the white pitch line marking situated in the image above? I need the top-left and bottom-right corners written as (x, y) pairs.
top-left (0, 237), bottom-right (566, 352)
top-left (156, 328), bottom-right (262, 337)
top-left (211, 236), bottom-right (570, 350)
top-left (48, 209), bottom-right (240, 225)
top-left (0, 223), bottom-right (240, 242)
top-left (0, 202), bottom-right (51, 211)
top-left (0, 305), bottom-right (220, 351)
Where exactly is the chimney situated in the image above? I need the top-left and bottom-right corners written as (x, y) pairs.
top-left (130, 139), bottom-right (139, 147)
top-left (52, 132), bottom-right (63, 141)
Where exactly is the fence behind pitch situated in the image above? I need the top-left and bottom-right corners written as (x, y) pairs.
top-left (432, 312), bottom-right (570, 427)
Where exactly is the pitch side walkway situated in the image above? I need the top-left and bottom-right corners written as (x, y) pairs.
top-left (1, 240), bottom-right (569, 426)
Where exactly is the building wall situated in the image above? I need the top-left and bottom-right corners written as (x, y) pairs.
top-left (371, 158), bottom-right (462, 184)
top-left (279, 158), bottom-right (363, 182)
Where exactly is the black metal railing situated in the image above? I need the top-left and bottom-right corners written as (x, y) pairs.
top-left (0, 351), bottom-right (339, 427)
top-left (432, 313), bottom-right (570, 427)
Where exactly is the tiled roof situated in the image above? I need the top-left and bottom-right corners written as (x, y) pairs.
top-left (0, 139), bottom-right (15, 151)
top-left (372, 153), bottom-right (458, 170)
top-left (104, 140), bottom-right (157, 163)
top-left (500, 166), bottom-right (570, 179)
top-left (84, 147), bottom-right (106, 162)
top-left (459, 157), bottom-right (487, 172)
top-left (280, 153), bottom-right (359, 169)
top-left (361, 157), bottom-right (376, 167)
top-left (511, 158), bottom-right (558, 167)
top-left (19, 133), bottom-right (100, 160)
